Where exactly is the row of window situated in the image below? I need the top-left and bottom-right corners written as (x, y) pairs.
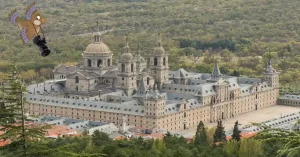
top-left (87, 59), bottom-right (111, 67)
top-left (153, 57), bottom-right (166, 66)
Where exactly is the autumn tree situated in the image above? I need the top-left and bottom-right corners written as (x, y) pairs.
top-left (39, 68), bottom-right (53, 79)
top-left (19, 70), bottom-right (36, 84)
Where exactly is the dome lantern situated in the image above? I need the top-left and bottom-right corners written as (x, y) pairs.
top-left (120, 36), bottom-right (133, 61)
top-left (84, 32), bottom-right (111, 54)
top-left (153, 33), bottom-right (165, 56)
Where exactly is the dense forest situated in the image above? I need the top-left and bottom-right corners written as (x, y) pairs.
top-left (1, 0), bottom-right (300, 89)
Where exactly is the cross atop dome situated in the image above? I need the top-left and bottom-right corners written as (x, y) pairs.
top-left (157, 33), bottom-right (162, 47)
top-left (123, 36), bottom-right (130, 53)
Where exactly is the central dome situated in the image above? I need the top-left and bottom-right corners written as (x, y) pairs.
top-left (85, 42), bottom-right (110, 54)
top-left (84, 32), bottom-right (111, 54)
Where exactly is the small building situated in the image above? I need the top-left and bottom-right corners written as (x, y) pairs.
top-left (278, 94), bottom-right (300, 107)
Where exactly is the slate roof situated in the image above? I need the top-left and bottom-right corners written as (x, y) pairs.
top-left (237, 77), bottom-right (261, 85)
top-left (34, 116), bottom-right (109, 132)
top-left (187, 79), bottom-right (207, 85)
top-left (26, 94), bottom-right (145, 116)
top-left (196, 83), bottom-right (216, 96)
top-left (27, 80), bottom-right (65, 95)
top-left (103, 70), bottom-right (118, 78)
top-left (166, 93), bottom-right (195, 101)
top-left (77, 71), bottom-right (100, 79)
top-left (134, 80), bottom-right (165, 100)
top-left (53, 65), bottom-right (77, 74)
top-left (169, 68), bottom-right (191, 79)
top-left (164, 98), bottom-right (203, 115)
top-left (227, 77), bottom-right (240, 90)
top-left (161, 83), bottom-right (200, 95)
top-left (239, 84), bottom-right (253, 96)
top-left (279, 95), bottom-right (300, 101)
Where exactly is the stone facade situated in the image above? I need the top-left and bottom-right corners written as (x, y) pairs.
top-left (24, 33), bottom-right (280, 132)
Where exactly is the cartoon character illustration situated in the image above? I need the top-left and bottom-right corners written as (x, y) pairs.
top-left (9, 2), bottom-right (45, 42)
top-left (8, 2), bottom-right (51, 57)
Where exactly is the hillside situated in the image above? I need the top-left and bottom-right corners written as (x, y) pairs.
top-left (1, 0), bottom-right (300, 86)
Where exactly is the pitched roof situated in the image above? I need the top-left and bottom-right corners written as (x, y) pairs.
top-left (26, 94), bottom-right (145, 116)
top-left (53, 65), bottom-right (77, 74)
top-left (103, 70), bottom-right (118, 78)
top-left (68, 71), bottom-right (100, 79)
top-left (137, 79), bottom-right (147, 94)
top-left (169, 68), bottom-right (190, 78)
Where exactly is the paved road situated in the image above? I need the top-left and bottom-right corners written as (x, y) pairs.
top-left (49, 29), bottom-right (114, 39)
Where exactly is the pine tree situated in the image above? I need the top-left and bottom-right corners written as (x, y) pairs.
top-left (194, 121), bottom-right (208, 146)
top-left (231, 120), bottom-right (241, 141)
top-left (213, 120), bottom-right (227, 143)
top-left (0, 68), bottom-right (46, 157)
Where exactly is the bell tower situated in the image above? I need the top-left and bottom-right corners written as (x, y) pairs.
top-left (263, 55), bottom-right (279, 89)
top-left (263, 54), bottom-right (280, 99)
top-left (149, 33), bottom-right (169, 90)
top-left (116, 37), bottom-right (137, 96)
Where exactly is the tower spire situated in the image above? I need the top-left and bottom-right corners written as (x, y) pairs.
top-left (124, 36), bottom-right (130, 53)
top-left (137, 77), bottom-right (146, 95)
top-left (157, 33), bottom-right (161, 47)
top-left (264, 50), bottom-right (276, 73)
top-left (211, 62), bottom-right (222, 80)
top-left (93, 22), bottom-right (101, 42)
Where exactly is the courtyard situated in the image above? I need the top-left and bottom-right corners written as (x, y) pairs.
top-left (173, 105), bottom-right (300, 137)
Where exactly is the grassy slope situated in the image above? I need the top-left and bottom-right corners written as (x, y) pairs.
top-left (1, 0), bottom-right (300, 68)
